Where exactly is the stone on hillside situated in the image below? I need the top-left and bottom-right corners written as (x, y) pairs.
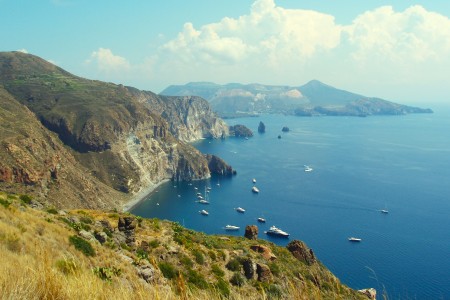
top-left (79, 230), bottom-right (95, 242)
top-left (136, 263), bottom-right (155, 283)
top-left (242, 258), bottom-right (256, 279)
top-left (250, 245), bottom-right (277, 261)
top-left (282, 126), bottom-right (289, 132)
top-left (256, 263), bottom-right (272, 282)
top-left (358, 288), bottom-right (377, 299)
top-left (244, 225), bottom-right (258, 240)
top-left (99, 219), bottom-right (113, 232)
top-left (286, 240), bottom-right (316, 265)
top-left (94, 231), bottom-right (108, 244)
top-left (118, 216), bottom-right (137, 231)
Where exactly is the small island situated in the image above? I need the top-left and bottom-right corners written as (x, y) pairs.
top-left (229, 124), bottom-right (253, 138)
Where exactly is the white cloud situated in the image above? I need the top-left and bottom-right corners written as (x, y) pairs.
top-left (86, 48), bottom-right (130, 73)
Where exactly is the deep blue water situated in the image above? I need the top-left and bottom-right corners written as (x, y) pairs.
top-left (131, 110), bottom-right (450, 299)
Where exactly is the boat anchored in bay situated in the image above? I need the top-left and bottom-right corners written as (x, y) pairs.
top-left (224, 225), bottom-right (240, 231)
top-left (348, 237), bottom-right (362, 242)
top-left (265, 226), bottom-right (289, 237)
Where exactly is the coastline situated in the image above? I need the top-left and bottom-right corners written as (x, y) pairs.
top-left (122, 179), bottom-right (170, 212)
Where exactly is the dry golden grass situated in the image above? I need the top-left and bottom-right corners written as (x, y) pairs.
top-left (0, 192), bottom-right (367, 300)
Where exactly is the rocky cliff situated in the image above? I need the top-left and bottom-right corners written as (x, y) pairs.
top-left (0, 51), bottom-right (228, 208)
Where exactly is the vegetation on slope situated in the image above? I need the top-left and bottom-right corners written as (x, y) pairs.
top-left (0, 192), bottom-right (368, 299)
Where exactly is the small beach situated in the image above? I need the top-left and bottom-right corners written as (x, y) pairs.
top-left (122, 179), bottom-right (169, 212)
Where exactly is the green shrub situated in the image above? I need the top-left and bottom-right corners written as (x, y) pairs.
top-left (69, 235), bottom-right (95, 257)
top-left (180, 255), bottom-right (194, 268)
top-left (211, 264), bottom-right (225, 277)
top-left (19, 194), bottom-right (32, 204)
top-left (47, 207), bottom-right (58, 214)
top-left (208, 250), bottom-right (217, 261)
top-left (192, 248), bottom-right (205, 265)
top-left (136, 248), bottom-right (148, 260)
top-left (158, 262), bottom-right (178, 279)
top-left (149, 239), bottom-right (160, 248)
top-left (230, 272), bottom-right (245, 287)
top-left (186, 269), bottom-right (208, 289)
top-left (79, 216), bottom-right (93, 224)
top-left (226, 258), bottom-right (241, 272)
top-left (266, 284), bottom-right (283, 298)
top-left (215, 278), bottom-right (230, 297)
top-left (93, 266), bottom-right (122, 281)
top-left (0, 199), bottom-right (11, 209)
top-left (269, 262), bottom-right (281, 276)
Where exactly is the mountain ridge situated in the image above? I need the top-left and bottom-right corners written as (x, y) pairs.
top-left (0, 51), bottom-right (230, 209)
top-left (161, 81), bottom-right (433, 117)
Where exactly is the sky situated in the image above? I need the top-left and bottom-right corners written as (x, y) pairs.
top-left (2, 0), bottom-right (450, 106)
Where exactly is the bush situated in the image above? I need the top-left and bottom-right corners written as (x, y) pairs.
top-left (269, 262), bottom-right (281, 276)
top-left (19, 194), bottom-right (32, 204)
top-left (180, 255), bottom-right (194, 268)
top-left (136, 248), bottom-right (148, 260)
top-left (149, 239), bottom-right (160, 248)
top-left (79, 216), bottom-right (93, 224)
top-left (211, 264), bottom-right (225, 277)
top-left (192, 248), bottom-right (205, 265)
top-left (93, 266), bottom-right (122, 281)
top-left (186, 269), bottom-right (208, 289)
top-left (69, 235), bottom-right (95, 257)
top-left (158, 262), bottom-right (178, 279)
top-left (215, 278), bottom-right (230, 297)
top-left (0, 199), bottom-right (11, 209)
top-left (230, 272), bottom-right (245, 287)
top-left (226, 258), bottom-right (241, 272)
top-left (47, 207), bottom-right (58, 214)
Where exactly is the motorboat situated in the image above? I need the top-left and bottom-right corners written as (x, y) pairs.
top-left (348, 237), bottom-right (362, 242)
top-left (252, 178), bottom-right (256, 183)
top-left (225, 225), bottom-right (240, 230)
top-left (198, 199), bottom-right (210, 204)
top-left (200, 210), bottom-right (209, 216)
top-left (197, 195), bottom-right (204, 200)
top-left (380, 209), bottom-right (389, 214)
top-left (235, 207), bottom-right (245, 213)
top-left (252, 186), bottom-right (260, 193)
top-left (257, 217), bottom-right (266, 223)
top-left (265, 226), bottom-right (289, 237)
top-left (304, 165), bottom-right (313, 172)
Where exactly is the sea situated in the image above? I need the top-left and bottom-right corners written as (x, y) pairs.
top-left (131, 108), bottom-right (450, 299)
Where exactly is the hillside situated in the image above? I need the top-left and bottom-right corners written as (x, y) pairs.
top-left (161, 81), bottom-right (433, 117)
top-left (0, 51), bottom-right (230, 209)
top-left (0, 192), bottom-right (371, 299)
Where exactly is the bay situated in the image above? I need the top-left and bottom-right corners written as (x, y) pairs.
top-left (131, 109), bottom-right (450, 299)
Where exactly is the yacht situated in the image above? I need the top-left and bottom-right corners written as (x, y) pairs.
top-left (257, 217), bottom-right (266, 223)
top-left (235, 207), bottom-right (245, 213)
top-left (252, 178), bottom-right (256, 183)
top-left (225, 225), bottom-right (240, 231)
top-left (252, 186), bottom-right (260, 193)
top-left (348, 237), bottom-right (362, 242)
top-left (198, 199), bottom-right (210, 204)
top-left (200, 210), bottom-right (209, 216)
top-left (265, 226), bottom-right (289, 237)
top-left (304, 165), bottom-right (313, 172)
top-left (380, 209), bottom-right (389, 214)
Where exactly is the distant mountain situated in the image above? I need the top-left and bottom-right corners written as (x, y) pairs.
top-left (161, 80), bottom-right (433, 117)
top-left (0, 51), bottom-right (229, 208)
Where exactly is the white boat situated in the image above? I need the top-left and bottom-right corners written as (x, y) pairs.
top-left (304, 165), bottom-right (313, 172)
top-left (257, 217), bottom-right (266, 223)
top-left (252, 186), bottom-right (260, 193)
top-left (225, 225), bottom-right (240, 230)
top-left (380, 209), bottom-right (389, 214)
top-left (265, 226), bottom-right (289, 237)
top-left (200, 210), bottom-right (209, 216)
top-left (198, 199), bottom-right (210, 204)
top-left (197, 195), bottom-right (204, 200)
top-left (235, 207), bottom-right (245, 213)
top-left (348, 237), bottom-right (362, 242)
top-left (252, 178), bottom-right (256, 183)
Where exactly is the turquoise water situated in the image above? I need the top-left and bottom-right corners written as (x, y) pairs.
top-left (131, 110), bottom-right (450, 299)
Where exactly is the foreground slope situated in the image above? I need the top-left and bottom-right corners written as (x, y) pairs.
top-left (0, 51), bottom-right (230, 208)
top-left (161, 81), bottom-right (432, 117)
top-left (0, 192), bottom-right (370, 299)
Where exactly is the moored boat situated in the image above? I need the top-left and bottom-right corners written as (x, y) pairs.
top-left (235, 207), bottom-right (245, 213)
top-left (265, 226), bottom-right (289, 237)
top-left (200, 209), bottom-right (209, 216)
top-left (257, 217), bottom-right (266, 223)
top-left (252, 186), bottom-right (260, 193)
top-left (225, 225), bottom-right (240, 230)
top-left (348, 237), bottom-right (362, 242)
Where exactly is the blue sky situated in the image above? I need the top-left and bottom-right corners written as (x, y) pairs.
top-left (2, 0), bottom-right (450, 105)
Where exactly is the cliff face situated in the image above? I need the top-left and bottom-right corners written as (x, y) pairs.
top-left (0, 52), bottom-right (226, 207)
top-left (0, 86), bottom-right (126, 209)
top-left (127, 87), bottom-right (229, 142)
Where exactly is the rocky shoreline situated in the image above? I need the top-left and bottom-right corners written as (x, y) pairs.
top-left (122, 179), bottom-right (169, 212)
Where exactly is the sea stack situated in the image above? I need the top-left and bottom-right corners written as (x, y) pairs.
top-left (258, 121), bottom-right (266, 133)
